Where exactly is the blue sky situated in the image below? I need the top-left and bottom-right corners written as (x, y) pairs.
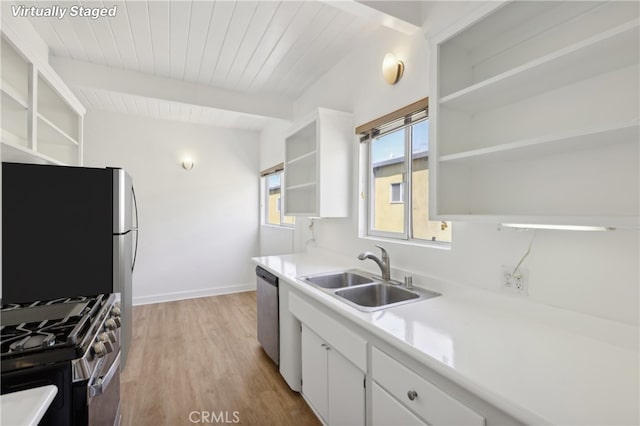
top-left (372, 120), bottom-right (428, 164)
top-left (270, 120), bottom-right (429, 186)
top-left (267, 172), bottom-right (281, 189)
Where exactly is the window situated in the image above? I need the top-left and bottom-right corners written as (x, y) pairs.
top-left (361, 98), bottom-right (451, 243)
top-left (390, 183), bottom-right (404, 203)
top-left (263, 169), bottom-right (295, 227)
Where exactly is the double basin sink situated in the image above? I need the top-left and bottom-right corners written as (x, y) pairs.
top-left (298, 270), bottom-right (440, 312)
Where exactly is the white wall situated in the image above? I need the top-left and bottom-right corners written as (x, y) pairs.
top-left (258, 119), bottom-right (295, 256)
top-left (83, 110), bottom-right (260, 305)
top-left (289, 9), bottom-right (640, 325)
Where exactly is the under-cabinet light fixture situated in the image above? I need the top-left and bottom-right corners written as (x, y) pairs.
top-left (182, 158), bottom-right (194, 170)
top-left (500, 223), bottom-right (615, 231)
top-left (382, 53), bottom-right (404, 85)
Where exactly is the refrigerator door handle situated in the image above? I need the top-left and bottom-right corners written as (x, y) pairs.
top-left (132, 186), bottom-right (139, 273)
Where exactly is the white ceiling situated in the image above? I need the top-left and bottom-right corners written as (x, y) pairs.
top-left (73, 86), bottom-right (273, 131)
top-left (19, 0), bottom-right (418, 130)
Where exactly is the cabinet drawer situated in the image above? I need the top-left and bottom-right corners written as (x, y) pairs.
top-left (289, 292), bottom-right (367, 371)
top-left (372, 347), bottom-right (485, 426)
top-left (372, 382), bottom-right (424, 426)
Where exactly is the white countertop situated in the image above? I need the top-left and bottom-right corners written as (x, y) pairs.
top-left (0, 385), bottom-right (57, 426)
top-left (253, 251), bottom-right (640, 426)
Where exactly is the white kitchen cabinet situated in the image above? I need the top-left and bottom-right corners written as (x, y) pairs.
top-left (327, 339), bottom-right (365, 426)
top-left (1, 30), bottom-right (85, 166)
top-left (429, 1), bottom-right (640, 227)
top-left (290, 292), bottom-right (366, 425)
top-left (1, 36), bottom-right (29, 152)
top-left (284, 108), bottom-right (353, 217)
top-left (280, 275), bottom-right (521, 425)
top-left (372, 382), bottom-right (424, 426)
top-left (278, 280), bottom-right (302, 392)
top-left (301, 325), bottom-right (329, 420)
top-left (301, 324), bottom-right (365, 425)
top-left (372, 347), bottom-right (484, 426)
top-left (289, 291), bottom-right (367, 371)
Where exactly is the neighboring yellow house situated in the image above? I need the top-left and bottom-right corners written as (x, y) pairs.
top-left (266, 154), bottom-right (445, 239)
top-left (268, 186), bottom-right (295, 226)
top-left (372, 154), bottom-right (452, 242)
top-left (268, 188), bottom-right (281, 225)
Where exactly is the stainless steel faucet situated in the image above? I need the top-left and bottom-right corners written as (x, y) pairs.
top-left (358, 245), bottom-right (391, 281)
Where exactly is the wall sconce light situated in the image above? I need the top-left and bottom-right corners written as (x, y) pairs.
top-left (382, 53), bottom-right (404, 85)
top-left (182, 158), bottom-right (194, 170)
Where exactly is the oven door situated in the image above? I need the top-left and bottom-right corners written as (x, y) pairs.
top-left (87, 351), bottom-right (121, 426)
top-left (1, 362), bottom-right (74, 425)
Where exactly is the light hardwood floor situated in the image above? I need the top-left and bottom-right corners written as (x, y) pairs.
top-left (121, 291), bottom-right (320, 426)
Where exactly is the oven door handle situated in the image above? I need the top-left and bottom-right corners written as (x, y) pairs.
top-left (89, 352), bottom-right (121, 400)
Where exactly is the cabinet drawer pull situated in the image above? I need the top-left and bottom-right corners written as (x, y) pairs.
top-left (407, 390), bottom-right (418, 401)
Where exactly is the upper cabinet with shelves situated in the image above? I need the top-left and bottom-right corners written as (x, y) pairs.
top-left (430, 1), bottom-right (640, 227)
top-left (284, 108), bottom-right (353, 217)
top-left (1, 36), bottom-right (29, 151)
top-left (1, 31), bottom-right (85, 166)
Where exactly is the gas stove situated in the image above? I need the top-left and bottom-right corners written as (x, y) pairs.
top-left (1, 295), bottom-right (108, 370)
top-left (1, 294), bottom-right (122, 425)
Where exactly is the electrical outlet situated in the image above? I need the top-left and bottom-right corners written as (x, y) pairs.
top-left (501, 265), bottom-right (528, 295)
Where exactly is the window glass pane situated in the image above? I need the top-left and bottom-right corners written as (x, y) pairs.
top-left (266, 173), bottom-right (281, 225)
top-left (365, 108), bottom-right (452, 244)
top-left (390, 183), bottom-right (403, 203)
top-left (371, 129), bottom-right (405, 234)
top-left (412, 120), bottom-right (429, 154)
top-left (410, 121), bottom-right (452, 242)
top-left (264, 171), bottom-right (295, 227)
top-left (266, 173), bottom-right (280, 189)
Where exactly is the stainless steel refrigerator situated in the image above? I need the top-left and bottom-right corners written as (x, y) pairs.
top-left (2, 162), bottom-right (138, 369)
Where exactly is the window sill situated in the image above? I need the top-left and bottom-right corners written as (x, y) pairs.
top-left (361, 234), bottom-right (451, 251)
top-left (261, 224), bottom-right (295, 231)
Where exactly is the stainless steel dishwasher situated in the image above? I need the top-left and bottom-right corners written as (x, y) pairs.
top-left (256, 266), bottom-right (279, 365)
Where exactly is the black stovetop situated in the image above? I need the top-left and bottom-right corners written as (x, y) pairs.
top-left (1, 295), bottom-right (106, 371)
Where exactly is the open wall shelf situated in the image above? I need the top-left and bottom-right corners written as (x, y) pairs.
top-left (284, 108), bottom-right (353, 218)
top-left (430, 0), bottom-right (640, 228)
top-left (440, 122), bottom-right (639, 165)
top-left (440, 20), bottom-right (639, 113)
top-left (1, 31), bottom-right (85, 166)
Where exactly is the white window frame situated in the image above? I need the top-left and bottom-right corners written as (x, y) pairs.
top-left (263, 170), bottom-right (294, 228)
top-left (367, 122), bottom-right (414, 240)
top-left (366, 117), bottom-right (449, 244)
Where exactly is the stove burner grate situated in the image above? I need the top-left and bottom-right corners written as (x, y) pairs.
top-left (0, 295), bottom-right (105, 357)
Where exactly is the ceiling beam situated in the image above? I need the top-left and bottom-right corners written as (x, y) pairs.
top-left (50, 56), bottom-right (293, 121)
top-left (323, 0), bottom-right (422, 35)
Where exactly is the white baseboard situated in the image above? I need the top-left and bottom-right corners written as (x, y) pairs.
top-left (133, 283), bottom-right (256, 306)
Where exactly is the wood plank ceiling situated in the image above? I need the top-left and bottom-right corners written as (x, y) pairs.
top-left (72, 86), bottom-right (273, 130)
top-left (23, 0), bottom-right (381, 129)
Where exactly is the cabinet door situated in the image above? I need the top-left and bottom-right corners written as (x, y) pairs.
top-left (301, 325), bottom-right (328, 422)
top-left (328, 348), bottom-right (365, 425)
top-left (372, 382), bottom-right (424, 426)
